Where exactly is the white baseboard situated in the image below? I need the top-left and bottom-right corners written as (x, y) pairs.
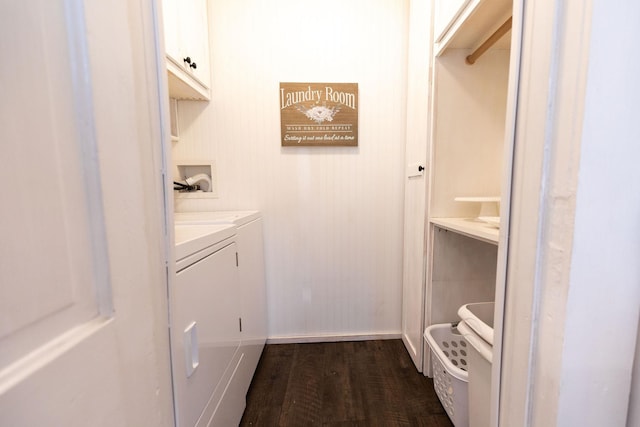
top-left (266, 332), bottom-right (401, 345)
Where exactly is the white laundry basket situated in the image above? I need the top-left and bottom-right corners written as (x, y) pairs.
top-left (424, 323), bottom-right (469, 427)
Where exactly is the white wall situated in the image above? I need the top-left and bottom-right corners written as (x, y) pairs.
top-left (172, 0), bottom-right (410, 340)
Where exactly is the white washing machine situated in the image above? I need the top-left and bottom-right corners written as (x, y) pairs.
top-left (174, 211), bottom-right (268, 423)
top-left (172, 223), bottom-right (241, 427)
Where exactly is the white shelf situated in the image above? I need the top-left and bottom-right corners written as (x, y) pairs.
top-left (430, 217), bottom-right (499, 245)
top-left (454, 196), bottom-right (500, 203)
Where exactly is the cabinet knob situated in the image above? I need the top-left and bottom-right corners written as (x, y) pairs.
top-left (183, 57), bottom-right (197, 70)
top-left (418, 165), bottom-right (425, 172)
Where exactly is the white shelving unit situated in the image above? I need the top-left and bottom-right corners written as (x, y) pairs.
top-left (421, 0), bottom-right (516, 377)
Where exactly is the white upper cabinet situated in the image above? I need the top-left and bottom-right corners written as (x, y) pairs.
top-left (162, 0), bottom-right (180, 61)
top-left (162, 0), bottom-right (211, 100)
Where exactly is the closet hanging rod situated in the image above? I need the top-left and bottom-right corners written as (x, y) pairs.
top-left (466, 17), bottom-right (513, 65)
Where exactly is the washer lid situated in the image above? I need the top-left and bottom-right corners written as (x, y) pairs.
top-left (174, 224), bottom-right (236, 260)
top-left (174, 210), bottom-right (260, 226)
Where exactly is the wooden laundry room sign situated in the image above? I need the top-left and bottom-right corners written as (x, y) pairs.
top-left (280, 82), bottom-right (358, 146)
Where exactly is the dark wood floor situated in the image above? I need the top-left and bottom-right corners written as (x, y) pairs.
top-left (240, 339), bottom-right (454, 426)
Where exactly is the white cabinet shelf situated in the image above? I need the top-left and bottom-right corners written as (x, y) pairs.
top-left (430, 217), bottom-right (499, 245)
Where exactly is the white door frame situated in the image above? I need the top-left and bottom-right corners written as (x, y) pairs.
top-left (498, 0), bottom-right (640, 425)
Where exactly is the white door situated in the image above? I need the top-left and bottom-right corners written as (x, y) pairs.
top-left (401, 0), bottom-right (433, 372)
top-left (0, 0), bottom-right (174, 425)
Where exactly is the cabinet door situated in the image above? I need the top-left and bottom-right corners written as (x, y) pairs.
top-left (178, 0), bottom-right (210, 87)
top-left (172, 242), bottom-right (240, 427)
top-left (162, 0), bottom-right (180, 63)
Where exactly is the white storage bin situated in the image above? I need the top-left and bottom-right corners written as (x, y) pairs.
top-left (424, 323), bottom-right (469, 427)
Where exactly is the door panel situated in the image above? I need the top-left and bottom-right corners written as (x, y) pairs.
top-left (401, 175), bottom-right (427, 371)
top-left (0, 0), bottom-right (174, 424)
top-left (0, 0), bottom-right (107, 372)
top-left (401, 0), bottom-right (433, 372)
